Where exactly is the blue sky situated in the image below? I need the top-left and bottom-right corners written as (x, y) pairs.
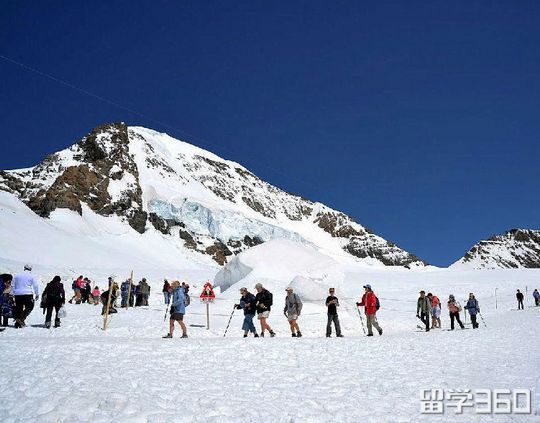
top-left (1, 1), bottom-right (539, 266)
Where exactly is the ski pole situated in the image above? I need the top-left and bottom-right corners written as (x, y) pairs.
top-left (223, 307), bottom-right (236, 337)
top-left (478, 312), bottom-right (487, 328)
top-left (356, 306), bottom-right (366, 335)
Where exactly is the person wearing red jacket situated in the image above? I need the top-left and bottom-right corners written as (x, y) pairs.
top-left (356, 284), bottom-right (383, 336)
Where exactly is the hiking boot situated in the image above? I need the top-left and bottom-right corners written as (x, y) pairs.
top-left (254, 333), bottom-right (259, 338)
top-left (367, 333), bottom-right (374, 337)
top-left (181, 333), bottom-right (188, 338)
top-left (243, 334), bottom-right (248, 338)
top-left (326, 334), bottom-right (331, 338)
top-left (337, 334), bottom-right (344, 337)
top-left (162, 333), bottom-right (173, 338)
top-left (44, 322), bottom-right (51, 329)
top-left (378, 328), bottom-right (383, 336)
top-left (296, 331), bottom-right (302, 338)
top-left (291, 333), bottom-right (297, 337)
top-left (260, 332), bottom-right (265, 337)
top-left (54, 319), bottom-right (61, 328)
top-left (269, 331), bottom-right (276, 337)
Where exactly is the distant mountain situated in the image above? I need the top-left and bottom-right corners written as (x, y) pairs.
top-left (451, 229), bottom-right (540, 269)
top-left (0, 122), bottom-right (426, 267)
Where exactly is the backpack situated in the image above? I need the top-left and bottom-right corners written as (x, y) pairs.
top-left (375, 296), bottom-right (380, 310)
top-left (268, 291), bottom-right (273, 306)
top-left (184, 292), bottom-right (191, 307)
top-left (72, 280), bottom-right (77, 290)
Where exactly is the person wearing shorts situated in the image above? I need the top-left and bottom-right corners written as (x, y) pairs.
top-left (284, 287), bottom-right (303, 337)
top-left (163, 281), bottom-right (187, 338)
top-left (255, 283), bottom-right (275, 337)
top-left (428, 293), bottom-right (441, 329)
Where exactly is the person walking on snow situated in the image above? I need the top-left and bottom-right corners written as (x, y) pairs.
top-left (235, 287), bottom-right (259, 337)
top-left (427, 293), bottom-right (441, 329)
top-left (516, 290), bottom-right (524, 310)
top-left (139, 278), bottom-right (150, 306)
top-left (284, 287), bottom-right (303, 337)
top-left (464, 293), bottom-right (480, 329)
top-left (42, 276), bottom-right (65, 328)
top-left (326, 288), bottom-right (342, 337)
top-left (416, 290), bottom-right (431, 332)
top-left (255, 283), bottom-right (275, 337)
top-left (162, 279), bottom-right (171, 304)
top-left (120, 279), bottom-right (130, 307)
top-left (447, 294), bottom-right (465, 330)
top-left (0, 274), bottom-right (14, 327)
top-left (163, 281), bottom-right (188, 338)
top-left (357, 284), bottom-right (383, 336)
top-left (12, 264), bottom-right (40, 328)
top-left (533, 289), bottom-right (540, 307)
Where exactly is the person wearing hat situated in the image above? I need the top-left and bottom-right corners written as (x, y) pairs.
top-left (284, 287), bottom-right (303, 337)
top-left (447, 294), bottom-right (464, 330)
top-left (326, 288), bottom-right (342, 338)
top-left (163, 281), bottom-right (188, 338)
top-left (254, 283), bottom-right (275, 337)
top-left (416, 290), bottom-right (432, 332)
top-left (464, 292), bottom-right (480, 329)
top-left (235, 287), bottom-right (259, 337)
top-left (12, 264), bottom-right (40, 328)
top-left (356, 284), bottom-right (383, 336)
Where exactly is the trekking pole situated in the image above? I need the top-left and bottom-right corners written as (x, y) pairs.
top-left (356, 306), bottom-right (366, 335)
top-left (223, 307), bottom-right (236, 337)
top-left (102, 282), bottom-right (114, 331)
top-left (163, 299), bottom-right (171, 322)
top-left (478, 312), bottom-right (487, 328)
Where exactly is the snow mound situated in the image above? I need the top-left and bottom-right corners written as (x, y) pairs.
top-left (214, 239), bottom-right (343, 293)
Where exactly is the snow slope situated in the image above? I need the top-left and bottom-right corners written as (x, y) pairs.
top-left (0, 262), bottom-right (538, 423)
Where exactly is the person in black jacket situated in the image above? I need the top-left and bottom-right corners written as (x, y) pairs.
top-left (326, 288), bottom-right (342, 337)
top-left (255, 283), bottom-right (275, 337)
top-left (42, 276), bottom-right (65, 328)
top-left (0, 274), bottom-right (13, 327)
top-left (516, 290), bottom-right (524, 310)
top-left (235, 287), bottom-right (259, 337)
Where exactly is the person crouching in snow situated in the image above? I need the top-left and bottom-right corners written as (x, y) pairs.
top-left (464, 293), bottom-right (480, 329)
top-left (235, 287), bottom-right (259, 338)
top-left (42, 276), bottom-right (65, 328)
top-left (447, 294), bottom-right (464, 330)
top-left (284, 287), bottom-right (303, 337)
top-left (255, 283), bottom-right (275, 337)
top-left (163, 281), bottom-right (187, 338)
top-left (357, 284), bottom-right (383, 336)
top-left (427, 293), bottom-right (441, 329)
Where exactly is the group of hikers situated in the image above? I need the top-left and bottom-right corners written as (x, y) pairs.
top-left (1, 265), bottom-right (539, 336)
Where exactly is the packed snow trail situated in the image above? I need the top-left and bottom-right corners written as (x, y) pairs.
top-left (1, 283), bottom-right (539, 422)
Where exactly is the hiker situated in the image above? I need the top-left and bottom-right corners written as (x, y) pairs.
top-left (516, 289), bottom-right (524, 310)
top-left (416, 290), bottom-right (431, 332)
top-left (42, 276), bottom-right (65, 328)
top-left (255, 283), bottom-right (275, 337)
top-left (447, 294), bottom-right (465, 330)
top-left (464, 293), bottom-right (480, 329)
top-left (284, 287), bottom-right (303, 337)
top-left (68, 275), bottom-right (84, 304)
top-left (357, 284), bottom-right (383, 336)
top-left (120, 279), bottom-right (130, 307)
top-left (326, 287), bottom-right (342, 338)
top-left (235, 287), bottom-right (258, 337)
top-left (0, 274), bottom-right (14, 327)
top-left (100, 280), bottom-right (118, 315)
top-left (80, 278), bottom-right (89, 303)
top-left (139, 278), bottom-right (150, 306)
top-left (533, 289), bottom-right (540, 307)
top-left (427, 292), bottom-right (441, 329)
top-left (163, 279), bottom-right (171, 304)
top-left (163, 281), bottom-right (187, 338)
top-left (12, 264), bottom-right (40, 328)
top-left (92, 286), bottom-right (100, 305)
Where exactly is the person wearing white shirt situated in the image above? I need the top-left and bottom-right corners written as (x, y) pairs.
top-left (12, 264), bottom-right (40, 328)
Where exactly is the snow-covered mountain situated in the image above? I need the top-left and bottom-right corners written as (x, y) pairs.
top-left (452, 229), bottom-right (540, 269)
top-left (0, 122), bottom-right (426, 267)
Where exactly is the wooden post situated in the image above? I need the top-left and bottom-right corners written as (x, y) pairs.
top-left (126, 270), bottom-right (134, 309)
top-left (206, 302), bottom-right (210, 330)
top-left (102, 280), bottom-right (114, 331)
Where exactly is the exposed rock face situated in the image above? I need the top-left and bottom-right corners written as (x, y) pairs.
top-left (453, 229), bottom-right (540, 269)
top-left (0, 123), bottom-right (427, 266)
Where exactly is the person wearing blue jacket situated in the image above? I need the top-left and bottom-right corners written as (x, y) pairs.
top-left (464, 293), bottom-right (480, 329)
top-left (235, 287), bottom-right (259, 338)
top-left (0, 274), bottom-right (14, 327)
top-left (163, 281), bottom-right (187, 338)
